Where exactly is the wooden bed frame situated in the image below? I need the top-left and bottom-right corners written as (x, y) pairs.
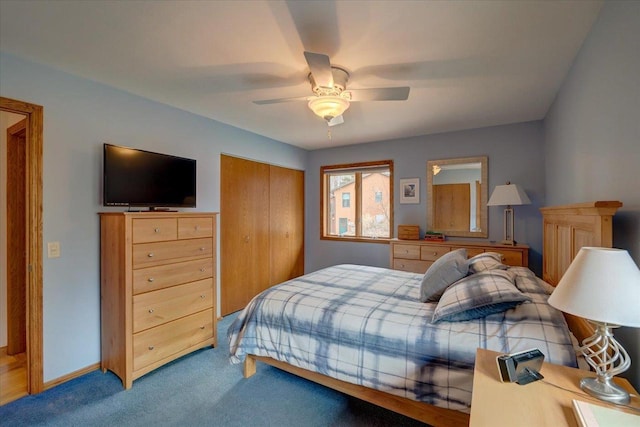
top-left (242, 201), bottom-right (622, 427)
top-left (540, 201), bottom-right (622, 343)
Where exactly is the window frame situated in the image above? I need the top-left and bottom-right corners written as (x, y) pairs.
top-left (320, 160), bottom-right (394, 243)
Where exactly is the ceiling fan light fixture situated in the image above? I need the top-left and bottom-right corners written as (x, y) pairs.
top-left (308, 96), bottom-right (350, 122)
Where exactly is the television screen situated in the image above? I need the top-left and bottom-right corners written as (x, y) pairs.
top-left (103, 144), bottom-right (196, 208)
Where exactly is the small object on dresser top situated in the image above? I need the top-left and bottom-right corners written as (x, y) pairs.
top-left (424, 231), bottom-right (445, 241)
top-left (397, 225), bottom-right (420, 240)
top-left (572, 399), bottom-right (639, 427)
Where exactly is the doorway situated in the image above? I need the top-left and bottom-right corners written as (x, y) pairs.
top-left (0, 96), bottom-right (44, 404)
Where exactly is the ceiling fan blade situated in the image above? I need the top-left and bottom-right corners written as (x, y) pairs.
top-left (253, 95), bottom-right (310, 105)
top-left (304, 51), bottom-right (334, 88)
top-left (328, 115), bottom-right (344, 127)
top-left (347, 87), bottom-right (410, 102)
top-left (286, 1), bottom-right (340, 57)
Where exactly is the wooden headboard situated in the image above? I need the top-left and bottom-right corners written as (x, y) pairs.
top-left (540, 200), bottom-right (623, 342)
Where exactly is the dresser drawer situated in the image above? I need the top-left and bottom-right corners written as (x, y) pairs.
top-left (393, 259), bottom-right (432, 274)
top-left (392, 244), bottom-right (421, 260)
top-left (466, 248), bottom-right (485, 258)
top-left (178, 217), bottom-right (213, 239)
top-left (133, 278), bottom-right (213, 333)
top-left (132, 218), bottom-right (178, 243)
top-left (133, 258), bottom-right (214, 294)
top-left (420, 246), bottom-right (451, 261)
top-left (499, 250), bottom-right (524, 267)
top-left (133, 308), bottom-right (213, 371)
top-left (133, 238), bottom-right (213, 268)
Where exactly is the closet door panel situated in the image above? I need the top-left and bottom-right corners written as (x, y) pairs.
top-left (269, 165), bottom-right (305, 286)
top-left (221, 155), bottom-right (270, 315)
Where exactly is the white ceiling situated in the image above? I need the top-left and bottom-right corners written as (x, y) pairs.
top-left (0, 0), bottom-right (602, 150)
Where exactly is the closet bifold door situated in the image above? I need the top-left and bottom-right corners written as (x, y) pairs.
top-left (220, 155), bottom-right (270, 316)
top-left (269, 165), bottom-right (304, 286)
top-left (220, 156), bottom-right (305, 316)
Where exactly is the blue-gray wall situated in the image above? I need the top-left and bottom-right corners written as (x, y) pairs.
top-left (544, 1), bottom-right (640, 389)
top-left (0, 52), bottom-right (307, 382)
top-left (306, 121), bottom-right (545, 274)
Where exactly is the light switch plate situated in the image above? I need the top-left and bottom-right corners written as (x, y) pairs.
top-left (47, 241), bottom-right (61, 258)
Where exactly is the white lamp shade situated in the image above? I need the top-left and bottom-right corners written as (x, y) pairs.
top-left (487, 183), bottom-right (531, 206)
top-left (548, 247), bottom-right (640, 327)
top-left (308, 96), bottom-right (350, 120)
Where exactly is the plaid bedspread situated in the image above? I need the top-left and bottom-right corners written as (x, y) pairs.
top-left (228, 264), bottom-right (576, 413)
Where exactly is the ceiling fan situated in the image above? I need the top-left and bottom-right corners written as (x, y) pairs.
top-left (253, 52), bottom-right (410, 127)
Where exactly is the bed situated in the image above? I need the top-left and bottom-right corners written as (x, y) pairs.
top-left (228, 201), bottom-right (621, 426)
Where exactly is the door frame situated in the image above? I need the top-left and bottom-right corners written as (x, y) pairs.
top-left (1, 96), bottom-right (44, 394)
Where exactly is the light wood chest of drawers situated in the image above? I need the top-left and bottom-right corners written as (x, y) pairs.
top-left (99, 212), bottom-right (218, 389)
top-left (390, 239), bottom-right (528, 274)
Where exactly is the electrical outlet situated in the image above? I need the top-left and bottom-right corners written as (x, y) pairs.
top-left (47, 241), bottom-right (61, 258)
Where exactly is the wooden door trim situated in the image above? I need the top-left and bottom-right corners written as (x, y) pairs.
top-left (1, 96), bottom-right (44, 394)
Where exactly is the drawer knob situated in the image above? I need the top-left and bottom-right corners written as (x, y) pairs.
top-left (200, 268), bottom-right (205, 272)
top-left (433, 252), bottom-right (437, 256)
top-left (148, 346), bottom-right (155, 350)
top-left (200, 326), bottom-right (205, 330)
top-left (148, 253), bottom-right (154, 258)
top-left (148, 309), bottom-right (154, 313)
top-left (199, 247), bottom-right (205, 251)
top-left (148, 277), bottom-right (154, 282)
top-left (244, 236), bottom-right (250, 243)
top-left (200, 294), bottom-right (205, 299)
top-left (154, 228), bottom-right (160, 233)
top-left (195, 225), bottom-right (200, 231)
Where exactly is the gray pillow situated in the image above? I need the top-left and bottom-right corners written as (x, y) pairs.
top-left (432, 269), bottom-right (530, 322)
top-left (420, 248), bottom-right (468, 302)
top-left (467, 252), bottom-right (508, 274)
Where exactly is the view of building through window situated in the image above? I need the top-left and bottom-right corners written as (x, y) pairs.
top-left (322, 161), bottom-right (393, 240)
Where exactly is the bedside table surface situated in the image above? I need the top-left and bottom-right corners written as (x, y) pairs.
top-left (470, 348), bottom-right (640, 427)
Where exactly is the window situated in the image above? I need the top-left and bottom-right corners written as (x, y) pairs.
top-left (321, 160), bottom-right (393, 241)
top-left (342, 193), bottom-right (351, 208)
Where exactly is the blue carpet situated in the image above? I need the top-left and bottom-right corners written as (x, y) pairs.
top-left (0, 315), bottom-right (428, 426)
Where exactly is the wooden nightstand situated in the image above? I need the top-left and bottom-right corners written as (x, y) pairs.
top-left (470, 348), bottom-right (639, 426)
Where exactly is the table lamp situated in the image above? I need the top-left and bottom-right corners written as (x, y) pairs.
top-left (548, 247), bottom-right (640, 404)
top-left (487, 182), bottom-right (531, 245)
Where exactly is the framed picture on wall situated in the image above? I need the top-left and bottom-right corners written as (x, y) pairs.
top-left (400, 178), bottom-right (420, 204)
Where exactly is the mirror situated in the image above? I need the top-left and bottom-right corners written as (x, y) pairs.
top-left (427, 156), bottom-right (488, 238)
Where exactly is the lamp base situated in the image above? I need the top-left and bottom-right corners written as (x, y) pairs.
top-left (577, 322), bottom-right (632, 405)
top-left (580, 376), bottom-right (630, 404)
top-left (501, 207), bottom-right (517, 247)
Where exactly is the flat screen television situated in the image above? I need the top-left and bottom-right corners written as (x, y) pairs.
top-left (103, 143), bottom-right (196, 209)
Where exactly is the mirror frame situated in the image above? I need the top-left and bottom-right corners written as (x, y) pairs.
top-left (426, 156), bottom-right (488, 238)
